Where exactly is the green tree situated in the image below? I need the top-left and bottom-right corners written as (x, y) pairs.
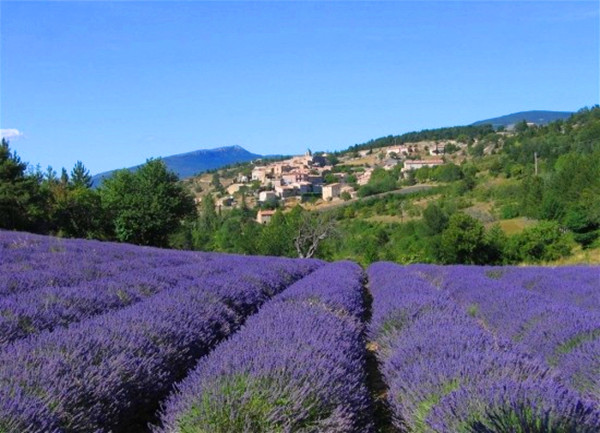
top-left (45, 165), bottom-right (58, 184)
top-left (60, 168), bottom-right (69, 186)
top-left (0, 139), bottom-right (46, 231)
top-left (340, 191), bottom-right (352, 201)
top-left (431, 163), bottom-right (462, 182)
top-left (563, 205), bottom-right (599, 247)
top-left (507, 221), bottom-right (574, 263)
top-left (514, 120), bottom-right (529, 133)
top-left (257, 209), bottom-right (297, 257)
top-left (169, 222), bottom-right (195, 250)
top-left (456, 133), bottom-right (469, 144)
top-left (44, 161), bottom-right (103, 238)
top-left (482, 224), bottom-right (507, 264)
top-left (422, 203), bottom-right (449, 235)
top-left (404, 169), bottom-right (417, 186)
top-left (70, 160), bottom-right (93, 188)
top-left (358, 168), bottom-right (398, 197)
top-left (323, 173), bottom-right (338, 184)
top-left (469, 142), bottom-right (485, 157)
top-left (201, 194), bottom-right (219, 232)
top-left (100, 159), bottom-right (195, 246)
top-left (214, 215), bottom-right (247, 253)
top-left (439, 213), bottom-right (486, 264)
top-left (520, 175), bottom-right (544, 219)
top-left (415, 166), bottom-right (431, 183)
top-left (211, 172), bottom-right (223, 192)
top-left (52, 187), bottom-right (105, 238)
top-left (184, 194), bottom-right (221, 251)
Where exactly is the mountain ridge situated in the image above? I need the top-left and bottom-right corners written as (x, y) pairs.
top-left (471, 110), bottom-right (573, 128)
top-left (92, 145), bottom-right (262, 186)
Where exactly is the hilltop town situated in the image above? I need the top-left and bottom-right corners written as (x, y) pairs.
top-left (184, 138), bottom-right (470, 223)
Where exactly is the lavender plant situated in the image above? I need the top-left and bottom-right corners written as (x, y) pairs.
top-left (0, 230), bottom-right (215, 297)
top-left (0, 264), bottom-right (220, 346)
top-left (0, 233), bottom-right (321, 432)
top-left (483, 266), bottom-right (600, 310)
top-left (442, 266), bottom-right (600, 401)
top-left (154, 261), bottom-right (373, 433)
top-left (368, 262), bottom-right (600, 433)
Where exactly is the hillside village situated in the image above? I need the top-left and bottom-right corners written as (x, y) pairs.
top-left (186, 138), bottom-right (470, 224)
top-left (3, 106), bottom-right (598, 267)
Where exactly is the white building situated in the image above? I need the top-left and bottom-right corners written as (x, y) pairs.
top-left (258, 191), bottom-right (278, 203)
top-left (322, 183), bottom-right (342, 200)
top-left (251, 168), bottom-right (268, 183)
top-left (402, 159), bottom-right (444, 172)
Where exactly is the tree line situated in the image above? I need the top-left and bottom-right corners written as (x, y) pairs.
top-left (323, 199), bottom-right (576, 266)
top-left (1, 138), bottom-right (194, 247)
top-left (345, 123), bottom-right (495, 154)
top-left (1, 139), bottom-right (334, 257)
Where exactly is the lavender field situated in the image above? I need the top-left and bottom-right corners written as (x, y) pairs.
top-left (368, 263), bottom-right (600, 432)
top-left (1, 230), bottom-right (599, 432)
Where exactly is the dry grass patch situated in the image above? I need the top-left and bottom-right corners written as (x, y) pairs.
top-left (486, 217), bottom-right (537, 235)
top-left (365, 215), bottom-right (411, 224)
top-left (547, 247), bottom-right (600, 265)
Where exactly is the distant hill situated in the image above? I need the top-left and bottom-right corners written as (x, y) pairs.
top-left (471, 110), bottom-right (573, 129)
top-left (92, 145), bottom-right (262, 186)
top-left (346, 110), bottom-right (575, 155)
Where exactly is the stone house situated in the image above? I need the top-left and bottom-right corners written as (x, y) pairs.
top-left (322, 183), bottom-right (342, 200)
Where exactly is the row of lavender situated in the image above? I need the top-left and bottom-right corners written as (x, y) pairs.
top-left (153, 261), bottom-right (373, 433)
top-left (441, 265), bottom-right (600, 405)
top-left (402, 264), bottom-right (600, 404)
top-left (0, 263), bottom-right (228, 346)
top-left (0, 231), bottom-right (322, 432)
top-left (3, 230), bottom-right (598, 432)
top-left (0, 230), bottom-right (219, 297)
top-left (0, 230), bottom-right (300, 346)
top-left (368, 262), bottom-right (600, 432)
top-left (483, 266), bottom-right (600, 310)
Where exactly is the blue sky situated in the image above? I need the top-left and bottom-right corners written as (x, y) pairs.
top-left (1, 1), bottom-right (598, 175)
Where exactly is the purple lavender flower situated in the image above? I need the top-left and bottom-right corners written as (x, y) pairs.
top-left (154, 262), bottom-right (373, 433)
top-left (367, 262), bottom-right (600, 432)
top-left (0, 230), bottom-right (321, 432)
